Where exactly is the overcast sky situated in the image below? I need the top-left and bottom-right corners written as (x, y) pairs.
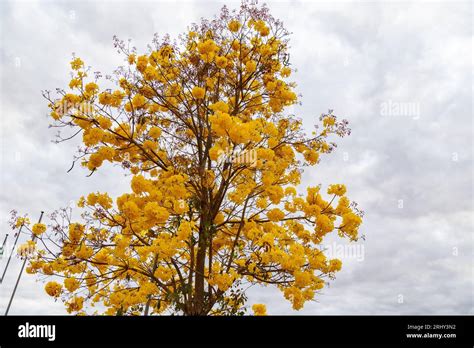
top-left (0, 0), bottom-right (472, 315)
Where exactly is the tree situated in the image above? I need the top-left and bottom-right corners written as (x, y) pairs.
top-left (14, 3), bottom-right (363, 316)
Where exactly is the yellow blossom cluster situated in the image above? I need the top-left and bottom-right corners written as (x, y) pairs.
top-left (252, 303), bottom-right (267, 315)
top-left (32, 223), bottom-right (46, 236)
top-left (45, 281), bottom-right (62, 297)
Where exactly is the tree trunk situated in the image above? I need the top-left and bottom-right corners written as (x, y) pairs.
top-left (193, 224), bottom-right (207, 315)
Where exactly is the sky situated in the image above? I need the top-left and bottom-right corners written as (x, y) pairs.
top-left (0, 0), bottom-right (472, 315)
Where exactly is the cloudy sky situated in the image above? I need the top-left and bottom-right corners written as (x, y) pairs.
top-left (0, 0), bottom-right (472, 315)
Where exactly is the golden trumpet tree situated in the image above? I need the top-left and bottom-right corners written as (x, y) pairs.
top-left (14, 3), bottom-right (363, 315)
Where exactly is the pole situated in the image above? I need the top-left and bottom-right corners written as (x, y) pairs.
top-left (1, 234), bottom-right (7, 249)
top-left (5, 211), bottom-right (44, 315)
top-left (0, 234), bottom-right (7, 259)
top-left (0, 226), bottom-right (22, 283)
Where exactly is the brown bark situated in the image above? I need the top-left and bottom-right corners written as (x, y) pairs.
top-left (193, 234), bottom-right (206, 315)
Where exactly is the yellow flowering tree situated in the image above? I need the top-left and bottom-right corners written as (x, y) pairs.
top-left (15, 3), bottom-right (363, 315)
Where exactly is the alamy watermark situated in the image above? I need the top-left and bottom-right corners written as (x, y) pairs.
top-left (322, 242), bottom-right (365, 262)
top-left (216, 148), bottom-right (258, 168)
top-left (380, 100), bottom-right (420, 120)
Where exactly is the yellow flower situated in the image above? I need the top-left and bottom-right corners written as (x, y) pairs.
top-left (323, 116), bottom-right (336, 127)
top-left (144, 202), bottom-right (169, 224)
top-left (173, 199), bottom-right (188, 214)
top-left (304, 150), bottom-right (319, 165)
top-left (341, 212), bottom-right (362, 238)
top-left (96, 192), bottom-right (113, 208)
top-left (214, 212), bottom-right (225, 225)
top-left (177, 221), bottom-right (193, 240)
top-left (66, 296), bottom-right (84, 313)
top-left (252, 304), bottom-right (267, 316)
top-left (64, 278), bottom-right (80, 292)
top-left (149, 127), bottom-right (162, 139)
top-left (130, 175), bottom-right (150, 194)
top-left (97, 116), bottom-right (112, 129)
top-left (231, 40), bottom-right (240, 51)
top-left (209, 145), bottom-right (222, 161)
top-left (32, 223), bottom-right (46, 236)
top-left (294, 271), bottom-right (312, 287)
top-left (335, 196), bottom-right (351, 215)
top-left (144, 66), bottom-right (159, 81)
top-left (328, 259), bottom-right (342, 272)
top-left (70, 57), bottom-right (84, 70)
top-left (42, 263), bottom-right (54, 275)
top-left (154, 266), bottom-right (173, 282)
top-left (245, 60), bottom-right (257, 73)
top-left (197, 39), bottom-right (219, 62)
top-left (327, 184), bottom-right (346, 196)
top-left (209, 101), bottom-right (229, 113)
top-left (75, 245), bottom-right (93, 259)
top-left (85, 82), bottom-right (99, 94)
top-left (209, 111), bottom-right (233, 135)
top-left (267, 208), bottom-right (285, 222)
top-left (316, 214), bottom-right (334, 235)
top-left (192, 86), bottom-right (205, 99)
top-left (69, 78), bottom-right (81, 89)
top-left (215, 56), bottom-right (228, 69)
top-left (266, 81), bottom-right (277, 92)
top-left (68, 223), bottom-right (84, 242)
top-left (209, 272), bottom-right (235, 291)
top-left (15, 217), bottom-right (30, 228)
top-left (50, 111), bottom-right (61, 120)
top-left (131, 94), bottom-right (147, 108)
top-left (45, 281), bottom-right (62, 297)
top-left (83, 127), bottom-right (104, 146)
top-left (254, 20), bottom-right (269, 36)
top-left (136, 55), bottom-right (148, 72)
top-left (98, 92), bottom-right (112, 105)
top-left (280, 67), bottom-right (291, 77)
top-left (228, 20), bottom-right (241, 32)
top-left (260, 26), bottom-right (270, 36)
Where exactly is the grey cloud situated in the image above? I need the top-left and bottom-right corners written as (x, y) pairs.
top-left (0, 0), bottom-right (472, 315)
